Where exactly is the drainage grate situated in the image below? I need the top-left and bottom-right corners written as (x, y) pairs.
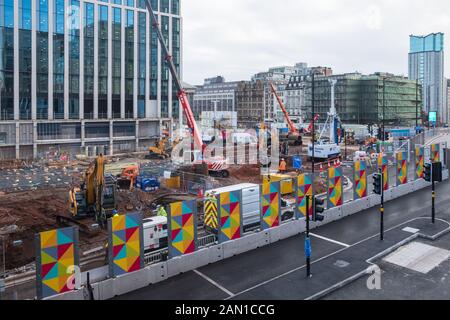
top-left (334, 260), bottom-right (350, 268)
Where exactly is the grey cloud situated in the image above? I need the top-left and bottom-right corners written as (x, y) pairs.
top-left (181, 0), bottom-right (450, 84)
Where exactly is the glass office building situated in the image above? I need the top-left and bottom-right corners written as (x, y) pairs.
top-left (409, 33), bottom-right (446, 124)
top-left (0, 0), bottom-right (182, 160)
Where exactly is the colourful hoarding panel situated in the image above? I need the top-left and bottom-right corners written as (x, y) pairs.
top-left (431, 144), bottom-right (440, 163)
top-left (415, 146), bottom-right (424, 179)
top-left (328, 167), bottom-right (343, 208)
top-left (295, 174), bottom-right (313, 219)
top-left (168, 200), bottom-right (197, 258)
top-left (261, 181), bottom-right (281, 230)
top-left (396, 151), bottom-right (408, 186)
top-left (377, 154), bottom-right (389, 191)
top-left (353, 161), bottom-right (367, 200)
top-left (35, 227), bottom-right (79, 299)
top-left (108, 213), bottom-right (144, 277)
top-left (218, 191), bottom-right (243, 243)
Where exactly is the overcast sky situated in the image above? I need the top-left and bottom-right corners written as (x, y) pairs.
top-left (181, 0), bottom-right (450, 85)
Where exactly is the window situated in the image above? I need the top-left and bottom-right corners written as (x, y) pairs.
top-left (172, 0), bottom-right (180, 15)
top-left (112, 7), bottom-right (122, 118)
top-left (98, 5), bottom-right (108, 119)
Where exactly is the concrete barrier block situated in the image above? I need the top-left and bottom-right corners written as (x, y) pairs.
top-left (223, 231), bottom-right (269, 259)
top-left (268, 225), bottom-right (282, 243)
top-left (343, 198), bottom-right (369, 217)
top-left (97, 278), bottom-right (114, 300)
top-left (368, 194), bottom-right (381, 207)
top-left (179, 249), bottom-right (210, 273)
top-left (392, 184), bottom-right (409, 199)
top-left (323, 207), bottom-right (341, 223)
top-left (166, 256), bottom-right (184, 277)
top-left (113, 268), bottom-right (149, 296)
top-left (208, 244), bottom-right (224, 264)
top-left (384, 188), bottom-right (393, 201)
top-left (443, 169), bottom-right (449, 180)
top-left (278, 219), bottom-right (303, 241)
top-left (81, 266), bottom-right (108, 286)
top-left (166, 250), bottom-right (210, 277)
top-left (147, 261), bottom-right (167, 284)
top-left (45, 289), bottom-right (85, 300)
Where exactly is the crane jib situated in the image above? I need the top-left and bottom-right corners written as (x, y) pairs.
top-left (145, 0), bottom-right (203, 151)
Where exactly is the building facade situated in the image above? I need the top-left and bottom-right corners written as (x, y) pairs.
top-left (192, 76), bottom-right (239, 120)
top-left (0, 0), bottom-right (182, 160)
top-left (447, 79), bottom-right (450, 123)
top-left (408, 33), bottom-right (446, 124)
top-left (284, 65), bottom-right (333, 123)
top-left (305, 73), bottom-right (422, 127)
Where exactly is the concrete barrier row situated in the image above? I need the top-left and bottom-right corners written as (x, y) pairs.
top-left (46, 170), bottom-right (448, 300)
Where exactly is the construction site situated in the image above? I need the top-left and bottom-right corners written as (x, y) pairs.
top-left (0, 21), bottom-right (405, 275)
top-left (1, 0), bottom-right (440, 303)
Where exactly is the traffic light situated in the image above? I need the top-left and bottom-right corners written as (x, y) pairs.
top-left (373, 173), bottom-right (382, 195)
top-left (313, 196), bottom-right (325, 222)
top-left (424, 163), bottom-right (432, 182)
top-left (432, 162), bottom-right (443, 182)
top-left (384, 132), bottom-right (389, 141)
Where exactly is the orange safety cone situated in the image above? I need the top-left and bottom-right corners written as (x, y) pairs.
top-left (320, 164), bottom-right (323, 173)
top-left (198, 189), bottom-right (204, 199)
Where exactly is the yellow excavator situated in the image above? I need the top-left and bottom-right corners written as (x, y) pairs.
top-left (68, 154), bottom-right (117, 227)
top-left (146, 136), bottom-right (181, 160)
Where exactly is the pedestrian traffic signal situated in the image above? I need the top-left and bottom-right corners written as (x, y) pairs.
top-left (373, 173), bottom-right (382, 195)
top-left (313, 196), bottom-right (325, 222)
top-left (424, 163), bottom-right (432, 182)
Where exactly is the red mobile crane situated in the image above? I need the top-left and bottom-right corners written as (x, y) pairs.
top-left (144, 0), bottom-right (229, 177)
top-left (269, 82), bottom-right (302, 146)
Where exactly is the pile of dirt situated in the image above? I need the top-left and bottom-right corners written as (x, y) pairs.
top-left (226, 164), bottom-right (262, 185)
top-left (0, 188), bottom-right (69, 268)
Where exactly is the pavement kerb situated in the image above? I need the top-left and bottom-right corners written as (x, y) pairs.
top-left (305, 217), bottom-right (450, 300)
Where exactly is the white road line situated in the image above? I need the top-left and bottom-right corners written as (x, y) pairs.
top-left (227, 217), bottom-right (450, 300)
top-left (309, 233), bottom-right (351, 248)
top-left (193, 269), bottom-right (235, 297)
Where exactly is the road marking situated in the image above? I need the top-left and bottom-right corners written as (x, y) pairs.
top-left (402, 227), bottom-right (420, 234)
top-left (193, 269), bottom-right (234, 297)
top-left (228, 217), bottom-right (450, 300)
top-left (309, 233), bottom-right (350, 248)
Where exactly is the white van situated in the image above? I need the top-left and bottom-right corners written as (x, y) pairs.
top-left (143, 216), bottom-right (168, 253)
top-left (231, 133), bottom-right (258, 145)
top-left (205, 183), bottom-right (261, 232)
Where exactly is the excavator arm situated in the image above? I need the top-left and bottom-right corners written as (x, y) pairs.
top-left (269, 82), bottom-right (298, 135)
top-left (144, 0), bottom-right (204, 152)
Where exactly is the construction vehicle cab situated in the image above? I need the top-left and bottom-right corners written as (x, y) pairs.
top-left (68, 155), bottom-right (118, 226)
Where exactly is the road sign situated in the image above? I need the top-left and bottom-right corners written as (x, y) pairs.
top-left (429, 111), bottom-right (437, 124)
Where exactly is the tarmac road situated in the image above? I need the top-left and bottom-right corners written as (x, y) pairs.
top-left (114, 176), bottom-right (450, 300)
